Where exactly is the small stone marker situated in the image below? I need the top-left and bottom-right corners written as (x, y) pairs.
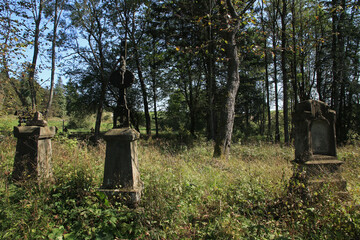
top-left (292, 100), bottom-right (347, 198)
top-left (99, 55), bottom-right (142, 207)
top-left (12, 112), bottom-right (56, 183)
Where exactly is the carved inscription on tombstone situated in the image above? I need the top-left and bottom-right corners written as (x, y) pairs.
top-left (311, 120), bottom-right (330, 155)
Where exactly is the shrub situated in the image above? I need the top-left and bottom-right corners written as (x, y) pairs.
top-left (67, 113), bottom-right (94, 129)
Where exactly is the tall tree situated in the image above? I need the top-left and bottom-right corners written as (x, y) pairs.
top-left (334, 0), bottom-right (347, 143)
top-left (148, 38), bottom-right (162, 137)
top-left (0, 0), bottom-right (31, 108)
top-left (280, 0), bottom-right (289, 144)
top-left (45, 0), bottom-right (66, 118)
top-left (69, 0), bottom-right (112, 140)
top-left (142, 13), bottom-right (169, 138)
top-left (111, 0), bottom-right (152, 137)
top-left (290, 0), bottom-right (298, 106)
top-left (213, 0), bottom-right (256, 158)
top-left (199, 0), bottom-right (218, 140)
top-left (268, 0), bottom-right (281, 142)
top-left (27, 0), bottom-right (46, 111)
top-left (260, 0), bottom-right (272, 140)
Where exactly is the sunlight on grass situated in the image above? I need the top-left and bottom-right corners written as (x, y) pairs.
top-left (0, 129), bottom-right (359, 239)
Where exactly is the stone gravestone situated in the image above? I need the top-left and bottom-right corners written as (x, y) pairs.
top-left (12, 112), bottom-right (56, 183)
top-left (99, 57), bottom-right (142, 207)
top-left (292, 100), bottom-right (347, 197)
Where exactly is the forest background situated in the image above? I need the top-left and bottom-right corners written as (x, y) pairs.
top-left (1, 0), bottom-right (360, 239)
top-left (1, 0), bottom-right (360, 156)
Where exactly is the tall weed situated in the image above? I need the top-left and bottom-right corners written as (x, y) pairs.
top-left (0, 134), bottom-right (359, 239)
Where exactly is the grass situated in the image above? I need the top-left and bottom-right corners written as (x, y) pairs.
top-left (0, 115), bottom-right (18, 134)
top-left (0, 120), bottom-right (360, 239)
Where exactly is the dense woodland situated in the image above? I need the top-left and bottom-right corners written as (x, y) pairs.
top-left (1, 1), bottom-right (360, 238)
top-left (1, 0), bottom-right (360, 157)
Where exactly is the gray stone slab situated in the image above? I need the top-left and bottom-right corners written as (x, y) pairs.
top-left (291, 100), bottom-right (348, 198)
top-left (100, 128), bottom-right (143, 207)
top-left (12, 125), bottom-right (56, 183)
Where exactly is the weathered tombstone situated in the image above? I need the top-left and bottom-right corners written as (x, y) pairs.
top-left (292, 100), bottom-right (347, 198)
top-left (99, 55), bottom-right (142, 207)
top-left (12, 112), bottom-right (56, 183)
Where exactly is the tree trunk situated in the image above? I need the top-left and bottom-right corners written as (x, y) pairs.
top-left (94, 81), bottom-right (107, 140)
top-left (314, 5), bottom-right (324, 102)
top-left (153, 87), bottom-right (159, 137)
top-left (93, 6), bottom-right (106, 141)
top-left (150, 38), bottom-right (159, 137)
top-left (187, 64), bottom-right (196, 136)
top-left (205, 29), bottom-right (217, 141)
top-left (260, 80), bottom-right (265, 136)
top-left (281, 0), bottom-right (289, 144)
top-left (315, 43), bottom-right (323, 101)
top-left (298, 1), bottom-right (308, 101)
top-left (206, 56), bottom-right (216, 140)
top-left (133, 45), bottom-right (151, 137)
top-left (28, 0), bottom-right (44, 112)
top-left (214, 28), bottom-right (240, 158)
top-left (269, 0), bottom-right (280, 143)
top-left (331, 0), bottom-right (339, 110)
top-left (213, 0), bottom-right (255, 158)
top-left (151, 65), bottom-right (159, 137)
top-left (336, 0), bottom-right (346, 143)
top-left (45, 0), bottom-right (61, 118)
top-left (261, 0), bottom-right (272, 140)
top-left (245, 101), bottom-right (249, 137)
top-left (205, 4), bottom-right (217, 141)
top-left (274, 54), bottom-right (280, 143)
top-left (272, 32), bottom-right (280, 143)
top-left (265, 48), bottom-right (272, 140)
top-left (291, 0), bottom-right (298, 106)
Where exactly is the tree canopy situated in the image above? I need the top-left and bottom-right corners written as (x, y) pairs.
top-left (1, 0), bottom-right (360, 157)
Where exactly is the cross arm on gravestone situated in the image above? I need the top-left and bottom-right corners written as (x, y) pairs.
top-left (108, 67), bottom-right (135, 129)
top-left (26, 111), bottom-right (48, 127)
top-left (108, 38), bottom-right (136, 129)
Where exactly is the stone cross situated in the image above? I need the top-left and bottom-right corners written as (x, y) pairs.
top-left (26, 111), bottom-right (48, 127)
top-left (100, 50), bottom-right (142, 207)
top-left (109, 56), bottom-right (135, 128)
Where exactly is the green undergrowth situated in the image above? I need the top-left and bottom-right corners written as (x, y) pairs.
top-left (0, 135), bottom-right (360, 239)
top-left (0, 115), bottom-right (18, 134)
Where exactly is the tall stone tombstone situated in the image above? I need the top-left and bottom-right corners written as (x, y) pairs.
top-left (292, 100), bottom-right (347, 197)
top-left (12, 112), bottom-right (56, 183)
top-left (100, 128), bottom-right (142, 206)
top-left (99, 56), bottom-right (142, 207)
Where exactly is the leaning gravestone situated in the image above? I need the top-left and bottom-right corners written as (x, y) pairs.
top-left (292, 100), bottom-right (347, 198)
top-left (12, 112), bottom-right (56, 183)
top-left (99, 56), bottom-right (142, 207)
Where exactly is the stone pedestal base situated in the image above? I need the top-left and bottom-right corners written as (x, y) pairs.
top-left (12, 126), bottom-right (56, 183)
top-left (293, 155), bottom-right (349, 199)
top-left (98, 188), bottom-right (142, 208)
top-left (100, 128), bottom-right (143, 207)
